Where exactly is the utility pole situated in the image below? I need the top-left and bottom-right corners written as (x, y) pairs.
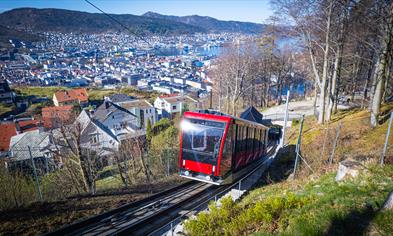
top-left (28, 146), bottom-right (43, 201)
top-left (209, 89), bottom-right (213, 109)
top-left (293, 115), bottom-right (305, 178)
top-left (381, 112), bottom-right (393, 166)
top-left (280, 90), bottom-right (290, 147)
top-left (329, 122), bottom-right (342, 164)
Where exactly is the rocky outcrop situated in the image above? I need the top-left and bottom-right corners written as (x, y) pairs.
top-left (335, 159), bottom-right (365, 181)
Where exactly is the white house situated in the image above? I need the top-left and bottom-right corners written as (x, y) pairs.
top-left (72, 110), bottom-right (120, 161)
top-left (93, 100), bottom-right (139, 140)
top-left (119, 99), bottom-right (157, 129)
top-left (154, 94), bottom-right (200, 118)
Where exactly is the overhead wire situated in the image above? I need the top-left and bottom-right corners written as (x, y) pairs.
top-left (84, 0), bottom-right (167, 56)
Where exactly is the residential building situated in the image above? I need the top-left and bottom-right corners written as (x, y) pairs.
top-left (41, 105), bottom-right (74, 129)
top-left (119, 99), bottom-right (157, 129)
top-left (74, 110), bottom-right (120, 158)
top-left (0, 80), bottom-right (15, 104)
top-left (154, 94), bottom-right (200, 118)
top-left (104, 94), bottom-right (134, 103)
top-left (93, 100), bottom-right (139, 140)
top-left (0, 119), bottom-right (39, 157)
top-left (8, 129), bottom-right (53, 174)
top-left (53, 88), bottom-right (88, 107)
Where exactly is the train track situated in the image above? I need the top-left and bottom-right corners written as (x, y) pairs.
top-left (46, 181), bottom-right (210, 236)
top-left (47, 144), bottom-right (278, 236)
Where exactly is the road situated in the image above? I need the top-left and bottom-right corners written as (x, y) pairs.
top-left (261, 98), bottom-right (352, 118)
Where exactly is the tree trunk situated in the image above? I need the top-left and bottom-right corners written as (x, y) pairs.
top-left (383, 53), bottom-right (392, 102)
top-left (371, 5), bottom-right (393, 127)
top-left (318, 1), bottom-right (333, 124)
top-left (327, 44), bottom-right (342, 120)
top-left (362, 59), bottom-right (373, 109)
top-left (351, 58), bottom-right (360, 102)
top-left (313, 81), bottom-right (318, 117)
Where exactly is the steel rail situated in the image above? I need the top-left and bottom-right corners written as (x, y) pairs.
top-left (45, 180), bottom-right (200, 236)
top-left (72, 182), bottom-right (209, 236)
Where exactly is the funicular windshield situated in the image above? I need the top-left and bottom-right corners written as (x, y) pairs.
top-left (181, 118), bottom-right (226, 164)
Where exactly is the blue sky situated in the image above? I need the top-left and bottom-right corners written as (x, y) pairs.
top-left (0, 0), bottom-right (273, 23)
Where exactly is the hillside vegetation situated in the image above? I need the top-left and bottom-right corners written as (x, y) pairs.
top-left (142, 11), bottom-right (265, 33)
top-left (185, 104), bottom-right (393, 235)
top-left (0, 25), bottom-right (41, 48)
top-left (13, 86), bottom-right (159, 100)
top-left (0, 8), bottom-right (205, 35)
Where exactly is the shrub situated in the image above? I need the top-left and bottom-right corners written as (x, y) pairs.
top-left (184, 194), bottom-right (309, 236)
top-left (0, 169), bottom-right (36, 210)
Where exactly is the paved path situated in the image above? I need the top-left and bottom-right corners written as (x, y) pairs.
top-left (261, 98), bottom-right (351, 119)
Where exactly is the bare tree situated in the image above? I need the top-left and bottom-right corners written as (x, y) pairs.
top-left (211, 41), bottom-right (264, 115)
top-left (50, 116), bottom-right (103, 195)
top-left (370, 2), bottom-right (393, 127)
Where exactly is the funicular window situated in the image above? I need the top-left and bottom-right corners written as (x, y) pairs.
top-left (181, 118), bottom-right (226, 164)
top-left (233, 124), bottom-right (238, 154)
top-left (192, 129), bottom-right (207, 151)
top-left (243, 126), bottom-right (248, 151)
top-left (248, 127), bottom-right (253, 150)
top-left (260, 130), bottom-right (266, 152)
top-left (236, 125), bottom-right (242, 153)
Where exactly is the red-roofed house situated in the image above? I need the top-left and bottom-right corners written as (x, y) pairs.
top-left (0, 120), bottom-right (39, 156)
top-left (53, 88), bottom-right (88, 107)
top-left (41, 105), bottom-right (74, 129)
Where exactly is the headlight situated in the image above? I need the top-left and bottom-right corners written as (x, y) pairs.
top-left (184, 170), bottom-right (190, 176)
top-left (205, 176), bottom-right (211, 181)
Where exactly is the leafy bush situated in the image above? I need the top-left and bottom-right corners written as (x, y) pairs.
top-left (0, 169), bottom-right (36, 210)
top-left (184, 194), bottom-right (309, 236)
top-left (149, 124), bottom-right (178, 177)
top-left (40, 165), bottom-right (85, 201)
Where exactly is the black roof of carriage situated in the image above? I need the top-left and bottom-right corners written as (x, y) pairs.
top-left (193, 108), bottom-right (272, 127)
top-left (240, 106), bottom-right (273, 126)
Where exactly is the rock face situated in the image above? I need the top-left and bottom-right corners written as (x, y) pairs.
top-left (382, 191), bottom-right (393, 210)
top-left (335, 159), bottom-right (365, 181)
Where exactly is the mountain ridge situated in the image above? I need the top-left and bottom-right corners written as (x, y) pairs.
top-left (0, 8), bottom-right (264, 35)
top-left (0, 8), bottom-right (206, 35)
top-left (142, 11), bottom-right (265, 33)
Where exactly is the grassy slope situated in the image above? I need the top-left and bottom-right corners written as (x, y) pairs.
top-left (13, 86), bottom-right (159, 101)
top-left (184, 104), bottom-right (393, 235)
top-left (0, 103), bottom-right (13, 116)
top-left (13, 86), bottom-right (69, 98)
top-left (0, 175), bottom-right (185, 235)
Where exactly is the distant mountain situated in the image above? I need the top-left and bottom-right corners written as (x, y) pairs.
top-left (142, 11), bottom-right (265, 34)
top-left (0, 8), bottom-right (206, 35)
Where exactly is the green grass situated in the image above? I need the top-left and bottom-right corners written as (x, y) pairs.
top-left (13, 86), bottom-right (160, 105)
top-left (184, 165), bottom-right (393, 235)
top-left (0, 103), bottom-right (13, 116)
top-left (88, 87), bottom-right (159, 101)
top-left (14, 86), bottom-right (69, 98)
top-left (96, 175), bottom-right (123, 191)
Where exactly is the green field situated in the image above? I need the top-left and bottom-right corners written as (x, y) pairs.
top-left (13, 86), bottom-right (160, 102)
top-left (13, 86), bottom-right (68, 98)
top-left (0, 103), bottom-right (13, 117)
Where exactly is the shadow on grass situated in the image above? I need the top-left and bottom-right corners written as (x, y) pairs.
top-left (254, 144), bottom-right (297, 188)
top-left (326, 206), bottom-right (375, 236)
